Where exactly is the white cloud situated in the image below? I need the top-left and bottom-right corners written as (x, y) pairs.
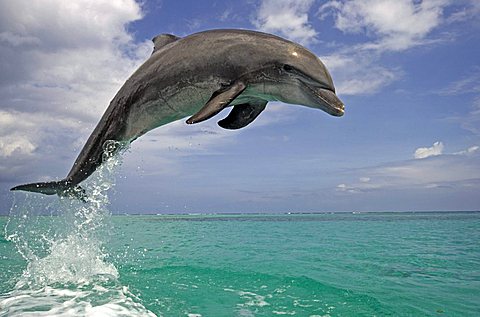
top-left (336, 183), bottom-right (355, 192)
top-left (453, 145), bottom-right (479, 155)
top-left (414, 141), bottom-right (444, 159)
top-left (0, 0), bottom-right (142, 50)
top-left (0, 0), bottom-right (148, 104)
top-left (316, 1), bottom-right (480, 96)
top-left (319, 0), bottom-right (449, 52)
top-left (0, 0), bottom-right (149, 182)
top-left (253, 0), bottom-right (317, 45)
top-left (320, 53), bottom-right (398, 95)
top-left (0, 135), bottom-right (36, 157)
top-left (337, 177), bottom-right (372, 193)
top-left (336, 65), bottom-right (396, 95)
top-left (0, 109), bottom-right (89, 181)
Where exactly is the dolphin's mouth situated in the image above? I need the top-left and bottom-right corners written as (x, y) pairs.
top-left (301, 81), bottom-right (345, 117)
top-left (316, 87), bottom-right (345, 117)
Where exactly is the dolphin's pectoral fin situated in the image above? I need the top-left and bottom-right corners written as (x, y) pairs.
top-left (218, 100), bottom-right (267, 130)
top-left (186, 81), bottom-right (247, 125)
top-left (152, 34), bottom-right (180, 54)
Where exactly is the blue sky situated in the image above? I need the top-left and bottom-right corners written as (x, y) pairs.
top-left (0, 0), bottom-right (479, 214)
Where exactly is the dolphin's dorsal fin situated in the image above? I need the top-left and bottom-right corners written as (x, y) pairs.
top-left (152, 34), bottom-right (180, 53)
top-left (218, 100), bottom-right (267, 130)
top-left (186, 81), bottom-right (247, 124)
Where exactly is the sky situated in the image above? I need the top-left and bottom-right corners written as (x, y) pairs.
top-left (0, 0), bottom-right (479, 214)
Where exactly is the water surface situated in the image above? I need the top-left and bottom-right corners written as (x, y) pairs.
top-left (1, 211), bottom-right (479, 316)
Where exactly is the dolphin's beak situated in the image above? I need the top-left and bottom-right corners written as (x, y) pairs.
top-left (316, 88), bottom-right (345, 117)
top-left (300, 80), bottom-right (345, 116)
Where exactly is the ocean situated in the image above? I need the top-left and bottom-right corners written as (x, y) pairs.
top-left (1, 209), bottom-right (479, 316)
top-left (1, 162), bottom-right (479, 316)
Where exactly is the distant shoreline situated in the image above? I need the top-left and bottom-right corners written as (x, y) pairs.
top-left (1, 210), bottom-right (479, 217)
top-left (110, 210), bottom-right (480, 216)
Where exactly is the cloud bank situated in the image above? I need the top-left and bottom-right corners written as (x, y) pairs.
top-left (320, 0), bottom-right (448, 51)
top-left (317, 0), bottom-right (466, 96)
top-left (253, 0), bottom-right (317, 45)
top-left (0, 0), bottom-right (150, 183)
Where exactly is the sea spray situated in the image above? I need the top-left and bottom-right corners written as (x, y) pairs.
top-left (2, 142), bottom-right (157, 317)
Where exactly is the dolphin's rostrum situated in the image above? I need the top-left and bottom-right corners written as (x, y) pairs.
top-left (11, 29), bottom-right (345, 197)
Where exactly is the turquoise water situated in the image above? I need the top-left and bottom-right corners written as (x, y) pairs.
top-left (1, 211), bottom-right (479, 316)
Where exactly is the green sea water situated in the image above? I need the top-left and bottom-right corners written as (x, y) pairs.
top-left (1, 211), bottom-right (479, 316)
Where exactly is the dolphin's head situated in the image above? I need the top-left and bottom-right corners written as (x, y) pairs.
top-left (260, 45), bottom-right (344, 117)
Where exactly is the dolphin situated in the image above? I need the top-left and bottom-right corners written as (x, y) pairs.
top-left (11, 29), bottom-right (345, 197)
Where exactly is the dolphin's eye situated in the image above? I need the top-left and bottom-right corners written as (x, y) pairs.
top-left (283, 64), bottom-right (294, 72)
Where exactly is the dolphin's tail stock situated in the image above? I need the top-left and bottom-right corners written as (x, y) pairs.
top-left (10, 180), bottom-right (87, 201)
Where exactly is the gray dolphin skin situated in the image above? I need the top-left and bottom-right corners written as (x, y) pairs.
top-left (11, 29), bottom-right (345, 197)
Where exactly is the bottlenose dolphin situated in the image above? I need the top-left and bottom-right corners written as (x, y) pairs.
top-left (11, 29), bottom-right (345, 197)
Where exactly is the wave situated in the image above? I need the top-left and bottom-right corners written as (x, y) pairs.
top-left (2, 144), bottom-right (157, 317)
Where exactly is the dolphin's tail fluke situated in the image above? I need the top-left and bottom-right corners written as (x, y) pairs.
top-left (10, 180), bottom-right (87, 201)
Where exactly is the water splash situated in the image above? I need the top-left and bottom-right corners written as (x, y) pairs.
top-left (2, 142), bottom-right (157, 317)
